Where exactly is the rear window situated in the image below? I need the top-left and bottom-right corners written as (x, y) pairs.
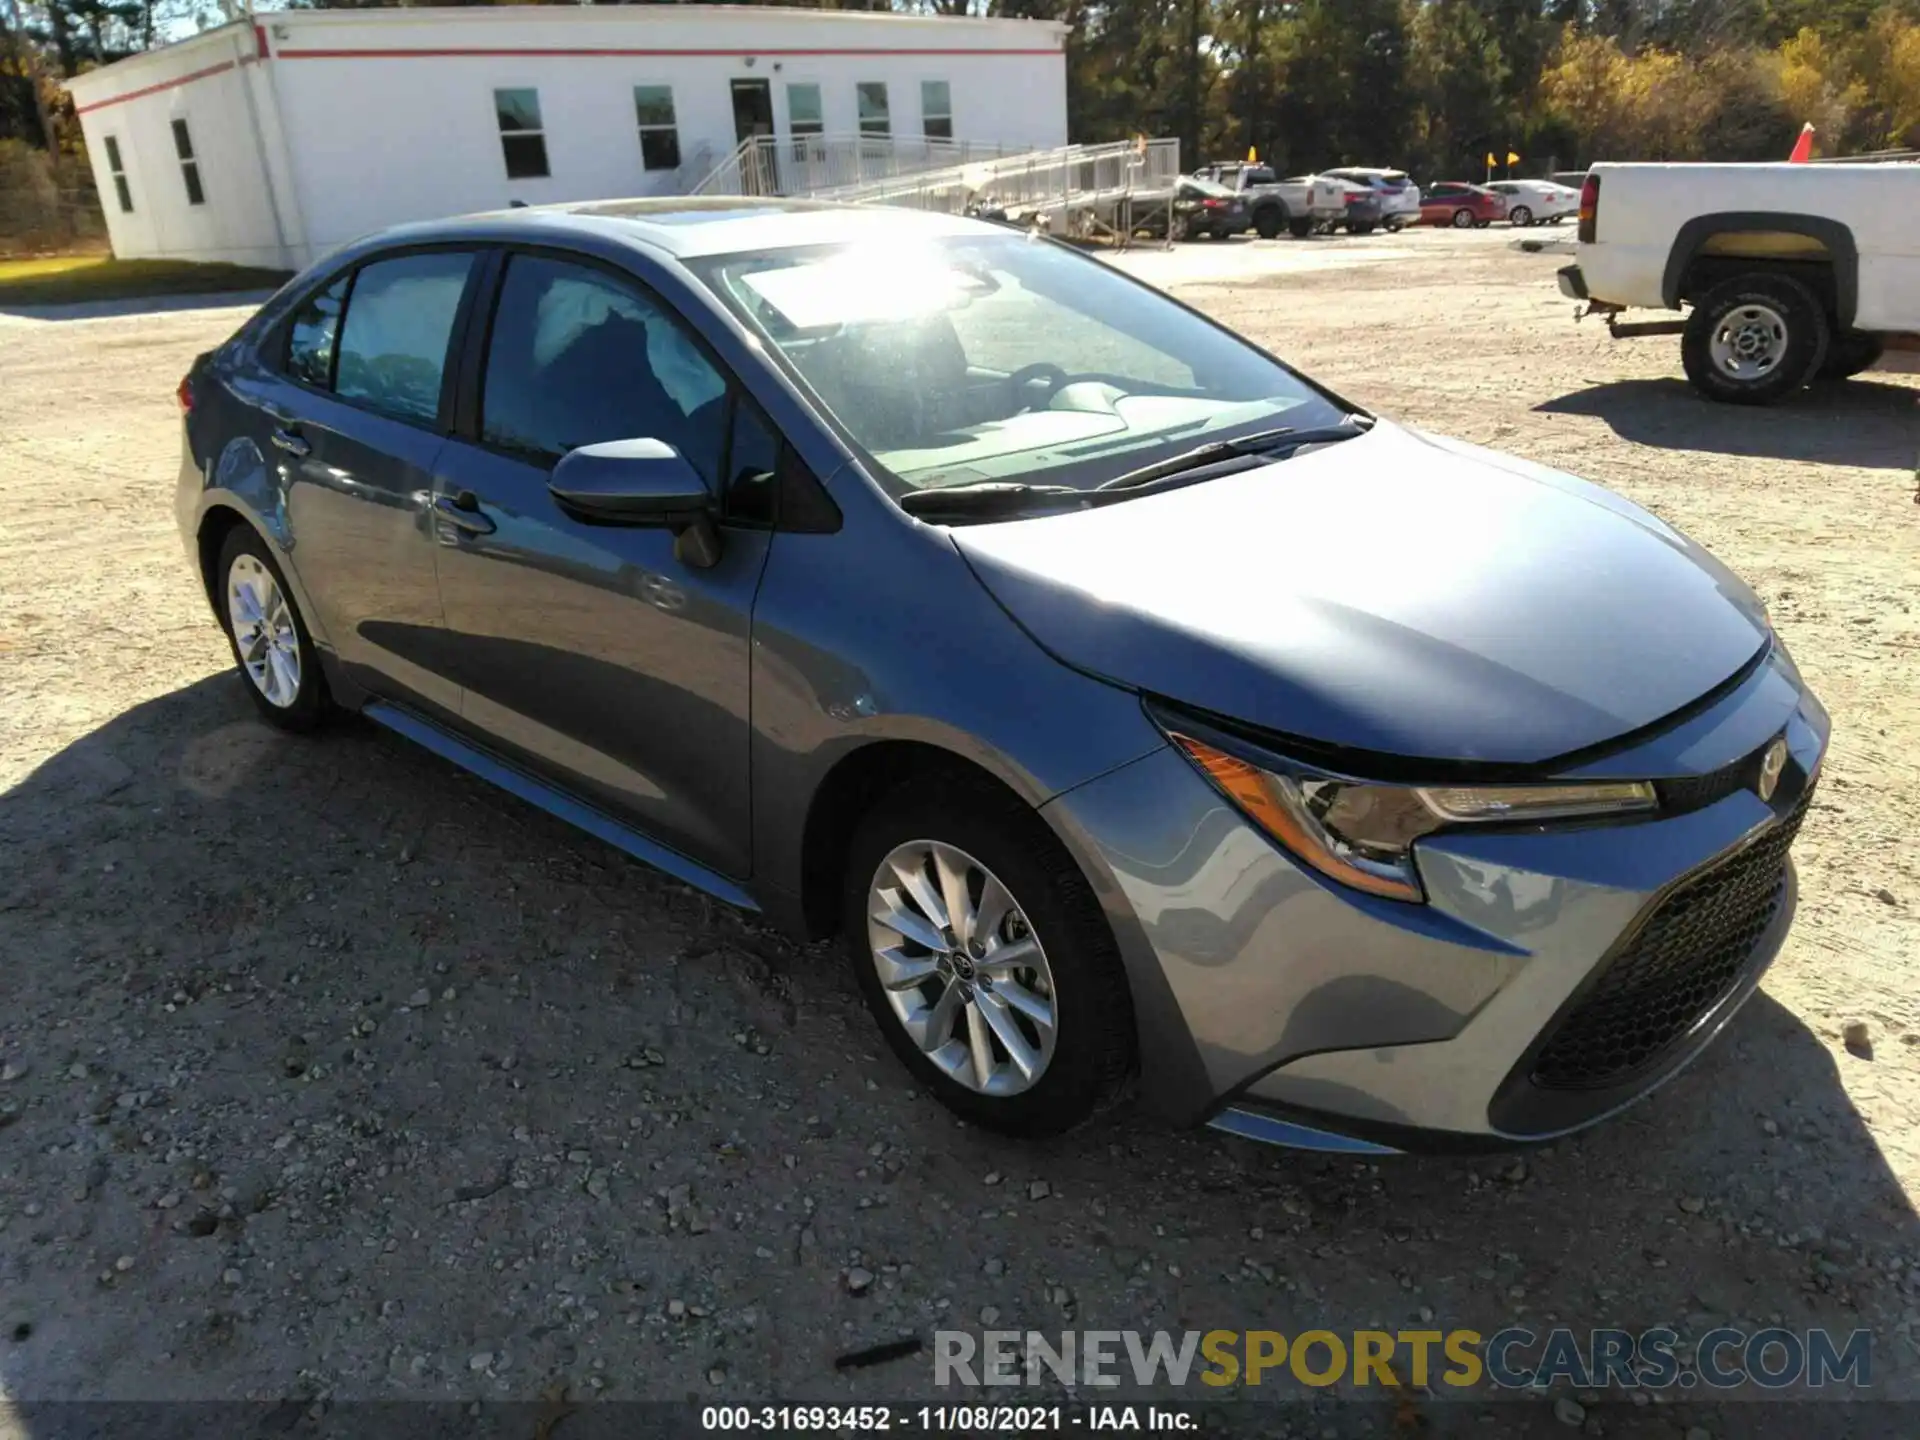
top-left (333, 251), bottom-right (475, 427)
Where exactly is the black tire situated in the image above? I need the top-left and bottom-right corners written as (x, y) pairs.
top-left (1451, 207), bottom-right (1474, 228)
top-left (1681, 272), bottom-right (1832, 406)
top-left (1253, 207), bottom-right (1283, 240)
top-left (1817, 331), bottom-right (1885, 381)
top-left (216, 525), bottom-right (332, 731)
top-left (1509, 205), bottom-right (1533, 227)
top-left (1287, 215), bottom-right (1313, 239)
top-left (842, 777), bottom-right (1135, 1138)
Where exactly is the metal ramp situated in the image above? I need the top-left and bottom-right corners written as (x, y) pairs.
top-left (689, 134), bottom-right (1035, 200)
top-left (809, 139), bottom-right (1182, 246)
top-left (690, 134), bottom-right (1183, 247)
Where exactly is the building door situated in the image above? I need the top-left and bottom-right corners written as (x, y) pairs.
top-left (731, 79), bottom-right (774, 143)
top-left (731, 79), bottom-right (777, 192)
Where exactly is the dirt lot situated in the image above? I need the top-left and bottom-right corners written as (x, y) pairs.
top-left (1, 227), bottom-right (1917, 1434)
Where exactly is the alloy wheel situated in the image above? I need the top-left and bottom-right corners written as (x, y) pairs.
top-left (866, 839), bottom-right (1059, 1096)
top-left (227, 553), bottom-right (302, 709)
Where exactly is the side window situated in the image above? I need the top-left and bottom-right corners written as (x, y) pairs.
top-left (171, 118), bottom-right (205, 205)
top-left (103, 135), bottom-right (133, 213)
top-left (724, 396), bottom-right (782, 526)
top-left (285, 272), bottom-right (349, 389)
top-left (856, 82), bottom-right (890, 138)
top-left (480, 253), bottom-right (728, 483)
top-left (634, 86), bottom-right (681, 171)
top-left (333, 251), bottom-right (474, 427)
top-left (495, 88), bottom-right (549, 180)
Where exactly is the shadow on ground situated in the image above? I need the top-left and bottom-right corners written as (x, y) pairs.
top-left (0, 290), bottom-right (277, 325)
top-left (0, 677), bottom-right (1913, 1429)
top-left (1537, 377), bottom-right (1919, 470)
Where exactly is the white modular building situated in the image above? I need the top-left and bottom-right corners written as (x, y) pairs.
top-left (63, 5), bottom-right (1071, 270)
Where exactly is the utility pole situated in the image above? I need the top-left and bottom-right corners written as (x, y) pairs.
top-left (1185, 0), bottom-right (1202, 171)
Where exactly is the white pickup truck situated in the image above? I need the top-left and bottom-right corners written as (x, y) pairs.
top-left (1555, 161), bottom-right (1920, 403)
top-left (1192, 163), bottom-right (1348, 239)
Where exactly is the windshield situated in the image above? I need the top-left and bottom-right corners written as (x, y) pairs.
top-left (688, 232), bottom-right (1347, 496)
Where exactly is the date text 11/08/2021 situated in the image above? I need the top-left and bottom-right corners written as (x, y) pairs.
top-left (701, 1406), bottom-right (1194, 1431)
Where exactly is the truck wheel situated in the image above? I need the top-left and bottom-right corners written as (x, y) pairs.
top-left (1817, 331), bottom-right (1885, 382)
top-left (1681, 272), bottom-right (1831, 406)
top-left (1288, 216), bottom-right (1313, 238)
top-left (1253, 207), bottom-right (1282, 240)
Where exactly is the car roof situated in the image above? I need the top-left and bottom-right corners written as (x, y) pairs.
top-left (354, 196), bottom-right (992, 262)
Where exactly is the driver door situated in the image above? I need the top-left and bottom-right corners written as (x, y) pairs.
top-left (427, 249), bottom-right (774, 879)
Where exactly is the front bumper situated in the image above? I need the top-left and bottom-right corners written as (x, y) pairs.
top-left (1042, 645), bottom-right (1829, 1150)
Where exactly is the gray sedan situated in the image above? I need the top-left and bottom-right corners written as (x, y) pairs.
top-left (176, 199), bottom-right (1827, 1153)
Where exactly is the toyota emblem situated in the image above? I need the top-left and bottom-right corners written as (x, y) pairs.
top-left (1756, 737), bottom-right (1789, 803)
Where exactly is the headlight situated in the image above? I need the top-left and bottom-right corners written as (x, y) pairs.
top-left (1169, 733), bottom-right (1656, 903)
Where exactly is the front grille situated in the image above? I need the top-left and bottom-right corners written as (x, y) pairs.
top-left (1657, 740), bottom-right (1771, 813)
top-left (1530, 785), bottom-right (1813, 1091)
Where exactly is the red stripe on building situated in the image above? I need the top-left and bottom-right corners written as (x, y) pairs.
top-left (74, 58), bottom-right (237, 115)
top-left (276, 46), bottom-right (1063, 60)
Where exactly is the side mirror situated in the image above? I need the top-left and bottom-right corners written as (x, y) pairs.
top-left (549, 438), bottom-right (723, 567)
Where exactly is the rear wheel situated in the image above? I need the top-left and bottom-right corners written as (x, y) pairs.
top-left (844, 779), bottom-right (1134, 1137)
top-left (1681, 271), bottom-right (1831, 405)
top-left (217, 526), bottom-right (331, 731)
top-left (1817, 331), bottom-right (1885, 381)
top-left (1253, 207), bottom-right (1283, 240)
top-left (1509, 205), bottom-right (1533, 227)
top-left (1451, 207), bottom-right (1474, 228)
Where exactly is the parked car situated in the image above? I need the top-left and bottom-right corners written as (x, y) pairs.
top-left (1292, 178), bottom-right (1383, 235)
top-left (177, 198), bottom-right (1827, 1152)
top-left (1319, 167), bottom-right (1423, 231)
top-left (1192, 162), bottom-right (1345, 238)
top-left (1558, 161), bottom-right (1919, 403)
top-left (1162, 177), bottom-right (1253, 241)
top-left (1486, 179), bottom-right (1579, 226)
top-left (1419, 181), bottom-right (1507, 228)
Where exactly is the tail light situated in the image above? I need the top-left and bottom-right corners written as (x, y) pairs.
top-left (176, 375), bottom-right (195, 414)
top-left (1201, 198), bottom-right (1226, 210)
top-left (1577, 173), bottom-right (1600, 243)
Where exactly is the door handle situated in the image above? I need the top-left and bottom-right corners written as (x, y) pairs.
top-left (434, 492), bottom-right (496, 535)
top-left (270, 427), bottom-right (310, 458)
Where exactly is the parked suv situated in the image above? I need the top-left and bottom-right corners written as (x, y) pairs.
top-left (1320, 167), bottom-right (1422, 231)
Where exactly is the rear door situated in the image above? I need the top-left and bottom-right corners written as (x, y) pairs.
top-left (234, 248), bottom-right (484, 719)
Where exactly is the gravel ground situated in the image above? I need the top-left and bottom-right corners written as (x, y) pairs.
top-left (1, 227), bottom-right (1917, 1435)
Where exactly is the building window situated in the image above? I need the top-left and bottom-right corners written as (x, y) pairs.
top-left (787, 83), bottom-right (823, 140)
top-left (102, 135), bottom-right (132, 213)
top-left (856, 82), bottom-right (890, 138)
top-left (494, 88), bottom-right (549, 180)
top-left (171, 118), bottom-right (206, 206)
top-left (633, 86), bottom-right (681, 171)
top-left (921, 81), bottom-right (952, 141)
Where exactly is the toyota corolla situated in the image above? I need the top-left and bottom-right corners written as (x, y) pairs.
top-left (176, 199), bottom-right (1826, 1153)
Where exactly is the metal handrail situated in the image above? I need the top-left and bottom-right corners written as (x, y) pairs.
top-left (814, 138), bottom-right (1183, 217)
top-left (689, 133), bottom-right (1035, 198)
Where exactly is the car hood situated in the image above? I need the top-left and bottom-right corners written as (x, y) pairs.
top-left (950, 421), bottom-right (1771, 766)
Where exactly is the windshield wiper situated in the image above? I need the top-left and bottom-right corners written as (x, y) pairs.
top-left (1093, 415), bottom-right (1373, 494)
top-left (897, 481), bottom-right (1084, 519)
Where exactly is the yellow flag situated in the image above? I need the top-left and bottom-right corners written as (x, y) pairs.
top-left (1247, 146), bottom-right (1258, 163)
top-left (1507, 150), bottom-right (1522, 165)
top-left (1485, 151), bottom-right (1497, 167)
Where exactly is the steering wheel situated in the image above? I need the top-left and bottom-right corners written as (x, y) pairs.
top-left (1006, 362), bottom-right (1070, 412)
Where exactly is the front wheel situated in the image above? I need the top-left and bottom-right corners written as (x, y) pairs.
top-left (1681, 272), bottom-right (1831, 405)
top-left (1509, 205), bottom-right (1533, 227)
top-left (844, 780), bottom-right (1135, 1137)
top-left (218, 525), bottom-right (332, 730)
